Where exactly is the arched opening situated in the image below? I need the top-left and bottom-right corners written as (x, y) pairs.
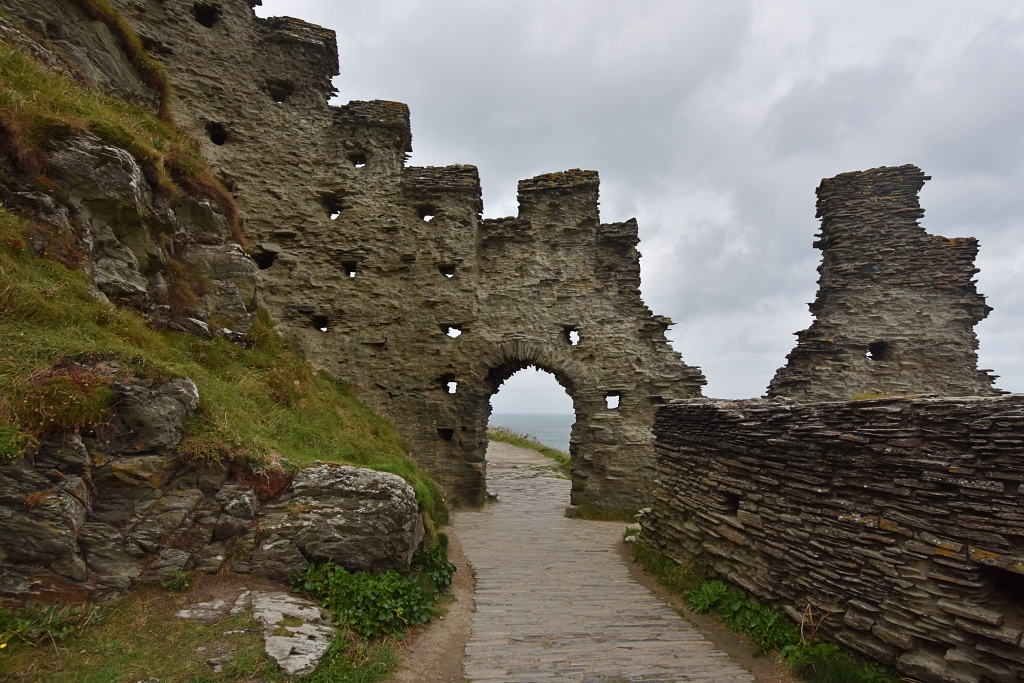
top-left (486, 366), bottom-right (576, 500)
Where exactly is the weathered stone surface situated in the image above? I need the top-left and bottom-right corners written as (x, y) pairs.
top-left (111, 378), bottom-right (200, 453)
top-left (258, 464), bottom-right (423, 574)
top-left (768, 165), bottom-right (1000, 401)
top-left (645, 395), bottom-right (1024, 682)
top-left (33, 0), bottom-right (706, 511)
top-left (245, 590), bottom-right (336, 677)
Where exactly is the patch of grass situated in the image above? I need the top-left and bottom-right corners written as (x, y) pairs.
top-left (0, 587), bottom-right (279, 681)
top-left (0, 586), bottom-right (401, 682)
top-left (576, 503), bottom-right (638, 522)
top-left (629, 539), bottom-right (706, 597)
top-left (629, 542), bottom-right (901, 683)
top-left (304, 632), bottom-right (400, 683)
top-left (0, 601), bottom-right (106, 648)
top-left (0, 25), bottom-right (243, 243)
top-left (0, 207), bottom-right (446, 526)
top-left (293, 537), bottom-right (456, 638)
top-left (161, 571), bottom-right (197, 593)
top-left (487, 426), bottom-right (570, 474)
top-left (782, 641), bottom-right (900, 683)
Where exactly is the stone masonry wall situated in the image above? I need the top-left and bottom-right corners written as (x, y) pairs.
top-left (645, 396), bottom-right (1024, 683)
top-left (3, 0), bottom-right (707, 508)
top-left (768, 165), bottom-right (1000, 401)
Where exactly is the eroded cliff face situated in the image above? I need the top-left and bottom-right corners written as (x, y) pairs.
top-left (768, 165), bottom-right (1000, 401)
top-left (5, 0), bottom-right (706, 509)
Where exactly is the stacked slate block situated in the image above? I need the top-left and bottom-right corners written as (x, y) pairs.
top-left (646, 396), bottom-right (1024, 683)
top-left (768, 165), bottom-right (1000, 401)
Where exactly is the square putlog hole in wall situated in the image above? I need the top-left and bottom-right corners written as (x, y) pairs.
top-left (564, 326), bottom-right (580, 346)
top-left (867, 341), bottom-right (892, 361)
top-left (437, 428), bottom-right (454, 441)
top-left (442, 325), bottom-right (462, 338)
top-left (418, 206), bottom-right (435, 222)
top-left (206, 122), bottom-right (227, 146)
top-left (193, 2), bottom-right (221, 28)
top-left (322, 192), bottom-right (345, 221)
top-left (311, 315), bottom-right (331, 333)
top-left (349, 153), bottom-right (367, 168)
top-left (605, 393), bottom-right (621, 410)
top-left (266, 78), bottom-right (295, 103)
top-left (342, 261), bottom-right (358, 278)
top-left (438, 264), bottom-right (456, 278)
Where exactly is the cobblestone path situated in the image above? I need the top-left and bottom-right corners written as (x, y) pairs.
top-left (453, 442), bottom-right (755, 683)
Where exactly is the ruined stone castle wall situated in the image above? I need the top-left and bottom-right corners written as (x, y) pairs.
top-left (768, 165), bottom-right (1000, 401)
top-left (9, 0), bottom-right (706, 507)
top-left (644, 396), bottom-right (1024, 683)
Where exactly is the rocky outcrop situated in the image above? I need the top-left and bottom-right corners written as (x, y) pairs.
top-left (0, 373), bottom-right (424, 604)
top-left (645, 395), bottom-right (1024, 683)
top-left (255, 464), bottom-right (424, 580)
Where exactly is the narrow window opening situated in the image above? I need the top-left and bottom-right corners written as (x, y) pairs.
top-left (564, 326), bottom-right (580, 346)
top-left (438, 264), bottom-right (456, 278)
top-left (444, 325), bottom-right (462, 338)
top-left (418, 206), bottom-right (435, 222)
top-left (206, 122), bottom-right (227, 146)
top-left (721, 491), bottom-right (741, 515)
top-left (322, 192), bottom-right (345, 220)
top-left (193, 2), bottom-right (221, 28)
top-left (253, 250), bottom-right (278, 270)
top-left (446, 381), bottom-right (458, 394)
top-left (605, 393), bottom-right (621, 410)
top-left (867, 341), bottom-right (891, 361)
top-left (311, 315), bottom-right (330, 333)
top-left (342, 261), bottom-right (357, 278)
top-left (266, 78), bottom-right (295, 104)
top-left (437, 428), bottom-right (454, 441)
top-left (349, 153), bottom-right (367, 168)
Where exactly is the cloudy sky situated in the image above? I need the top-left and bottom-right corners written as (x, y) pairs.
top-left (259, 1), bottom-right (1024, 410)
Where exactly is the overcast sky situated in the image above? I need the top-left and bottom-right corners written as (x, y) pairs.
top-left (258, 0), bottom-right (1024, 410)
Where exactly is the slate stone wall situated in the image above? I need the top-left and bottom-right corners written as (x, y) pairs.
top-left (645, 396), bottom-right (1024, 683)
top-left (768, 165), bottom-right (1000, 401)
top-left (4, 0), bottom-right (706, 508)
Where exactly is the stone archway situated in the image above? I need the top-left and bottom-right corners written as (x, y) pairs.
top-left (97, 1), bottom-right (708, 509)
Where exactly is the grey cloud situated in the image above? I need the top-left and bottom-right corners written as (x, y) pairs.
top-left (260, 0), bottom-right (1024, 400)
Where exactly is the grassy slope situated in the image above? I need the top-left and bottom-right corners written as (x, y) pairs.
top-left (0, 26), bottom-right (445, 523)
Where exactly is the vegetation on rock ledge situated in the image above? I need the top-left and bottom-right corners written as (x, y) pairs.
top-left (0, 206), bottom-right (446, 524)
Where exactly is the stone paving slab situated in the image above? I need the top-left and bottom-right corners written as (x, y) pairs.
top-left (453, 444), bottom-right (755, 683)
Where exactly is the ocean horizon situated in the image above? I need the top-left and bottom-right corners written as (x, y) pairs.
top-left (489, 412), bottom-right (575, 453)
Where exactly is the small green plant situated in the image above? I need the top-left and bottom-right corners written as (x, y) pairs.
top-left (686, 581), bottom-right (798, 654)
top-left (623, 528), bottom-right (639, 539)
top-left (0, 601), bottom-right (105, 647)
top-left (629, 540), bottom-right (706, 596)
top-left (782, 641), bottom-right (899, 683)
top-left (161, 571), bottom-right (197, 592)
top-left (576, 503), bottom-right (638, 522)
top-left (292, 565), bottom-right (435, 638)
top-left (410, 533), bottom-right (457, 596)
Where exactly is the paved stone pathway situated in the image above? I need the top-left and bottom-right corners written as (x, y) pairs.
top-left (453, 442), bottom-right (755, 683)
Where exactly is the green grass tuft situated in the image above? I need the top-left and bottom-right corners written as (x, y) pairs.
top-left (486, 426), bottom-right (570, 474)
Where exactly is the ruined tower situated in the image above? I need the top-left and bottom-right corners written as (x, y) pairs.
top-left (768, 165), bottom-right (1000, 400)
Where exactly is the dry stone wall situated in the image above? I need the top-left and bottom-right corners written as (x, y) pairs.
top-left (768, 165), bottom-right (1000, 401)
top-left (645, 396), bottom-right (1024, 683)
top-left (21, 0), bottom-right (705, 508)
